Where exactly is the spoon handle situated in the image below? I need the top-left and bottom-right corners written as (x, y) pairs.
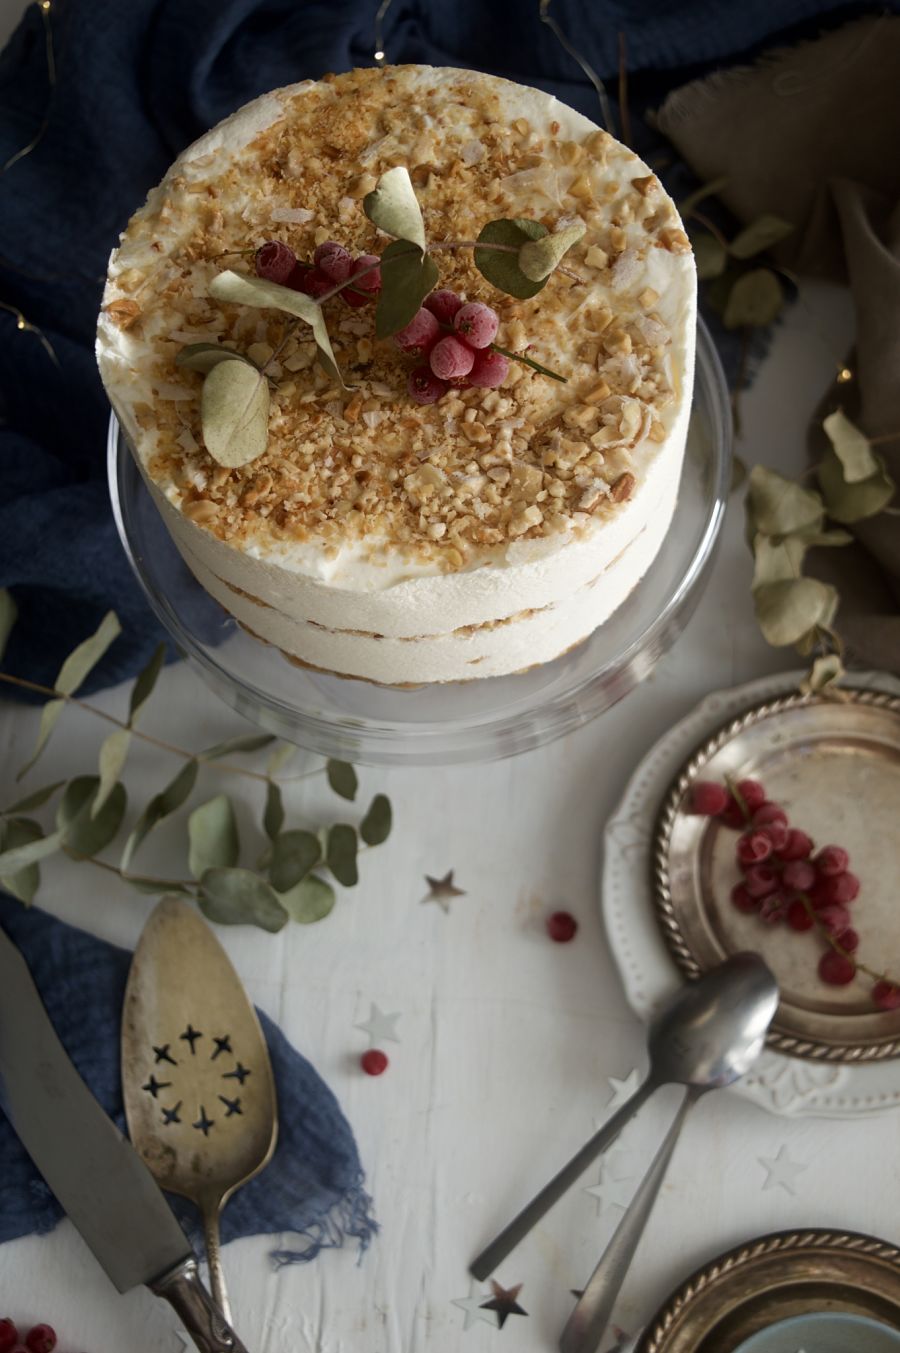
top-left (559, 1086), bottom-right (701, 1353)
top-left (470, 1075), bottom-right (657, 1281)
top-left (202, 1201), bottom-right (231, 1325)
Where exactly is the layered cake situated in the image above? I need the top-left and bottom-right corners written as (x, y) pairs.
top-left (97, 65), bottom-right (696, 684)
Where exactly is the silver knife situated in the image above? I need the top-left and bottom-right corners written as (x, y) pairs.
top-left (0, 925), bottom-right (250, 1353)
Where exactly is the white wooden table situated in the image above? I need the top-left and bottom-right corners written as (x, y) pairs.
top-left (4, 6), bottom-right (897, 1346)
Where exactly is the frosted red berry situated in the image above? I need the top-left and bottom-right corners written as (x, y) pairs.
top-left (873, 980), bottom-right (900, 1011)
top-left (781, 860), bottom-right (816, 892)
top-left (689, 782), bottom-right (729, 816)
top-left (752, 803), bottom-right (788, 829)
top-left (546, 910), bottom-right (578, 942)
top-left (731, 883), bottom-right (758, 914)
top-left (469, 349), bottom-right (509, 388)
top-left (255, 240), bottom-right (297, 284)
top-left (718, 794), bottom-right (747, 829)
top-left (815, 872), bottom-right (860, 907)
top-left (736, 831), bottom-right (772, 867)
top-left (759, 819), bottom-right (789, 852)
top-left (819, 950), bottom-right (856, 986)
top-left (744, 864), bottom-right (778, 898)
top-left (453, 301), bottom-right (499, 349)
top-left (408, 366), bottom-right (447, 405)
top-left (780, 828), bottom-right (813, 861)
top-left (837, 927), bottom-right (859, 953)
top-left (424, 289), bottom-right (464, 324)
top-left (314, 240), bottom-right (353, 284)
top-left (361, 1049), bottom-right (388, 1076)
top-left (759, 892), bottom-right (787, 923)
top-left (736, 779), bottom-right (766, 812)
top-left (349, 254), bottom-right (382, 293)
top-left (294, 267), bottom-right (332, 299)
top-left (814, 845), bottom-right (849, 877)
top-left (430, 335), bottom-right (475, 381)
top-left (393, 307), bottom-right (441, 356)
top-left (817, 902), bottom-right (852, 936)
top-left (25, 1327), bottom-right (57, 1353)
top-left (0, 1319), bottom-right (18, 1353)
top-left (787, 899), bottom-right (814, 931)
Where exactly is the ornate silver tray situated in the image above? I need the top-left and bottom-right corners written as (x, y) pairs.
top-left (653, 690), bottom-right (900, 1063)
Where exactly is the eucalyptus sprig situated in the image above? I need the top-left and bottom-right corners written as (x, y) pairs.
top-left (0, 600), bottom-right (393, 929)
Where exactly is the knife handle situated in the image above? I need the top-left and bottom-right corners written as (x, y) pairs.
top-left (150, 1257), bottom-right (251, 1353)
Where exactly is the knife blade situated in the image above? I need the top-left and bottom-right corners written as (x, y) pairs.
top-left (0, 925), bottom-right (250, 1353)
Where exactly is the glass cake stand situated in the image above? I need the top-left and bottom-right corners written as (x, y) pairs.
top-left (108, 319), bottom-right (731, 766)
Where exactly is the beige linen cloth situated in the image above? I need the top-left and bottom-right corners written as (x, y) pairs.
top-left (655, 15), bottom-right (900, 670)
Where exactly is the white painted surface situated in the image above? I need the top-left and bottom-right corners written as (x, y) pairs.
top-left (0, 17), bottom-right (890, 1341)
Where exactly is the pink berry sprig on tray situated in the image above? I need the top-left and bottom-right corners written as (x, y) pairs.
top-left (689, 777), bottom-right (900, 1011)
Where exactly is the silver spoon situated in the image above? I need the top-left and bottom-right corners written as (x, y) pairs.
top-left (470, 953), bottom-right (779, 1284)
top-left (559, 953), bottom-right (778, 1353)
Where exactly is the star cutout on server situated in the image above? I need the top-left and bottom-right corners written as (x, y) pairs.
top-left (480, 1280), bottom-right (528, 1329)
top-left (422, 870), bottom-right (466, 913)
top-left (180, 1024), bottom-right (203, 1055)
top-left (759, 1145), bottom-right (807, 1195)
top-left (141, 1074), bottom-right (172, 1099)
top-left (223, 1062), bottom-right (251, 1085)
top-left (218, 1094), bottom-right (243, 1117)
top-left (153, 1044), bottom-right (177, 1066)
top-left (354, 1003), bottom-right (402, 1046)
top-left (161, 1101), bottom-right (182, 1126)
top-left (606, 1068), bottom-right (641, 1109)
top-left (451, 1280), bottom-right (500, 1331)
top-left (211, 1034), bottom-right (233, 1060)
top-left (193, 1106), bottom-right (215, 1136)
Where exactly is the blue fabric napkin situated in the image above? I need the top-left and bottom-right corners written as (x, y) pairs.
top-left (0, 0), bottom-right (874, 692)
top-left (0, 895), bottom-right (377, 1264)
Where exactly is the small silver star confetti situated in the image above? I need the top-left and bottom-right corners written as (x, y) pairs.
top-left (759, 1145), bottom-right (807, 1195)
top-left (480, 1280), bottom-right (528, 1329)
top-left (451, 1279), bottom-right (500, 1331)
top-left (422, 870), bottom-right (466, 913)
top-left (606, 1068), bottom-right (641, 1109)
top-left (354, 1003), bottom-right (402, 1046)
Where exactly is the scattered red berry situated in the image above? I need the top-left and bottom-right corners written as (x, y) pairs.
top-left (349, 253), bottom-right (382, 293)
top-left (453, 300), bottom-right (499, 349)
top-left (814, 845), bottom-right (850, 877)
top-left (393, 307), bottom-right (441, 356)
top-left (744, 864), bottom-right (779, 898)
top-left (294, 267), bottom-right (332, 299)
top-left (759, 892), bottom-right (787, 924)
top-left (314, 240), bottom-right (353, 284)
top-left (0, 1319), bottom-right (18, 1353)
top-left (873, 980), bottom-right (900, 1011)
top-left (361, 1049), bottom-right (388, 1076)
top-left (468, 348), bottom-right (510, 388)
top-left (780, 828), bottom-right (813, 861)
top-left (424, 289), bottom-right (464, 324)
top-left (815, 872), bottom-right (860, 907)
top-left (817, 902), bottom-right (852, 936)
top-left (689, 781), bottom-right (729, 816)
top-left (837, 927), bottom-right (859, 953)
top-left (408, 366), bottom-right (448, 405)
top-left (787, 899), bottom-right (814, 931)
top-left (781, 860), bottom-right (816, 892)
top-left (751, 803), bottom-right (788, 829)
top-left (759, 818), bottom-right (789, 851)
top-left (430, 334), bottom-right (475, 380)
top-left (25, 1326), bottom-right (57, 1353)
top-left (255, 240), bottom-right (297, 284)
top-left (718, 794), bottom-right (747, 829)
top-left (546, 910), bottom-right (578, 942)
top-left (819, 950), bottom-right (856, 986)
top-left (736, 779), bottom-right (766, 812)
top-left (736, 831), bottom-right (773, 867)
top-left (731, 883), bottom-right (758, 914)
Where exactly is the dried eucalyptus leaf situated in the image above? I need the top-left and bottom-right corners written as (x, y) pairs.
top-left (202, 733), bottom-right (276, 760)
top-left (729, 214), bottom-right (795, 259)
top-left (326, 759), bottom-right (358, 802)
top-left (751, 528), bottom-right (852, 589)
top-left (199, 867), bottom-right (288, 933)
top-left (474, 218), bottom-right (548, 299)
top-left (176, 343), bottom-right (255, 374)
top-left (326, 824), bottom-right (358, 887)
top-left (518, 221), bottom-right (585, 282)
top-left (374, 241), bottom-right (439, 339)
top-left (746, 465), bottom-right (824, 538)
top-left (201, 359), bottom-right (270, 469)
top-left (263, 781), bottom-right (284, 840)
top-left (818, 446), bottom-right (895, 523)
top-left (6, 780), bottom-right (65, 813)
top-left (57, 776), bottom-right (127, 857)
top-left (56, 610), bottom-right (122, 696)
top-left (801, 653), bottom-right (845, 694)
top-left (121, 759), bottom-right (198, 871)
top-left (723, 268), bottom-right (783, 329)
top-left (0, 588), bottom-right (17, 663)
top-left (278, 873), bottom-right (336, 924)
top-left (691, 233), bottom-right (727, 281)
top-left (94, 728), bottom-right (131, 817)
top-left (270, 829), bottom-right (321, 892)
top-left (123, 876), bottom-right (194, 897)
top-left (188, 794), bottom-right (239, 878)
top-left (823, 409), bottom-right (879, 483)
top-left (129, 642), bottom-right (166, 724)
top-left (0, 825), bottom-right (63, 875)
top-left (360, 794), bottom-right (392, 846)
top-left (266, 742), bottom-right (297, 775)
top-left (363, 166), bottom-right (427, 250)
top-left (209, 270), bottom-right (346, 389)
top-left (16, 699), bottom-right (65, 781)
top-left (753, 578), bottom-right (838, 647)
top-left (0, 818), bottom-right (42, 903)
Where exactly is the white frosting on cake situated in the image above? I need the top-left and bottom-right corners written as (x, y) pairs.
top-left (97, 65), bottom-right (696, 684)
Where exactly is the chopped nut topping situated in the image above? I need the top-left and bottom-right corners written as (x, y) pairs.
top-left (610, 471), bottom-right (636, 502)
top-left (659, 226), bottom-right (692, 254)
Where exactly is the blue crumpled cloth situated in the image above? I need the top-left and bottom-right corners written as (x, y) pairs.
top-left (0, 895), bottom-right (376, 1264)
top-left (0, 0), bottom-right (872, 691)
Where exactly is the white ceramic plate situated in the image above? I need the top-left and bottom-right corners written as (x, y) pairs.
top-left (601, 669), bottom-right (900, 1119)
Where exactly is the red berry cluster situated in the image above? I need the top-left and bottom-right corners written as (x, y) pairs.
top-left (255, 239), bottom-right (381, 306)
top-left (689, 778), bottom-right (900, 1011)
top-left (397, 292), bottom-right (509, 403)
top-left (0, 1320), bottom-right (60, 1353)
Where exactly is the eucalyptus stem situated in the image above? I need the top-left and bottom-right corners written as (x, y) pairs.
top-left (63, 845), bottom-right (198, 895)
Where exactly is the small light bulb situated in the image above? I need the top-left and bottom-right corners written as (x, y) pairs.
top-left (39, 1), bottom-right (51, 12)
top-left (836, 366), bottom-right (853, 384)
top-left (17, 317), bottom-right (26, 329)
top-left (374, 48), bottom-right (385, 60)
